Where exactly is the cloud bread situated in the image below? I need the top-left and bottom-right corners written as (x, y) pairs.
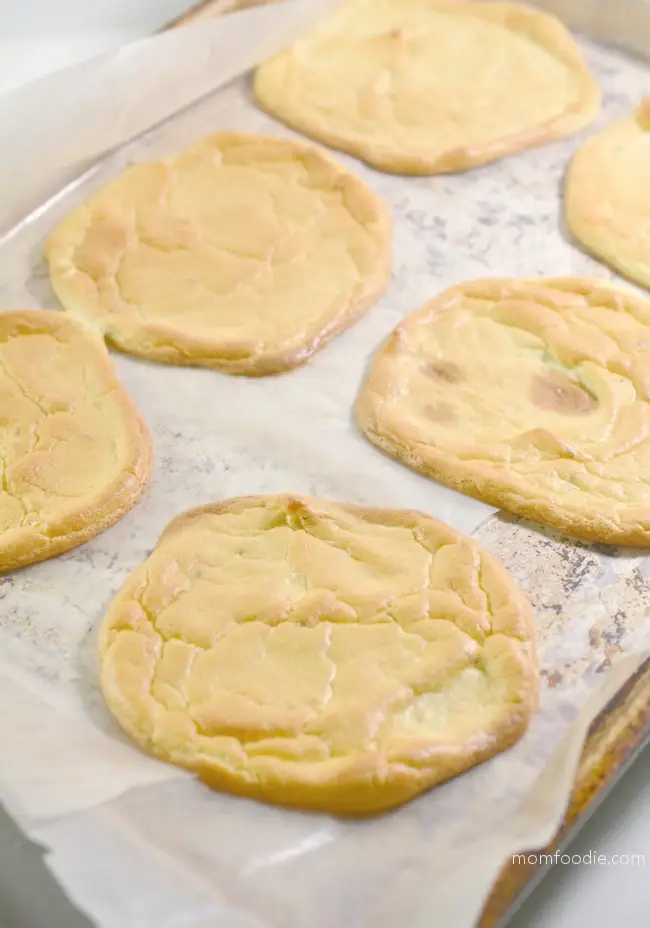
top-left (98, 493), bottom-right (538, 814)
top-left (357, 277), bottom-right (650, 546)
top-left (566, 97), bottom-right (650, 289)
top-left (254, 0), bottom-right (600, 175)
top-left (46, 132), bottom-right (392, 375)
top-left (0, 311), bottom-right (151, 571)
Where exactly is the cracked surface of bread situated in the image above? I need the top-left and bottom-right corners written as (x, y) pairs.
top-left (254, 0), bottom-right (600, 175)
top-left (45, 132), bottom-right (392, 375)
top-left (357, 277), bottom-right (650, 546)
top-left (98, 493), bottom-right (537, 814)
top-left (566, 96), bottom-right (650, 289)
top-left (0, 311), bottom-right (151, 571)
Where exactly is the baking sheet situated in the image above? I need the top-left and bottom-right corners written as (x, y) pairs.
top-left (1, 1), bottom-right (650, 926)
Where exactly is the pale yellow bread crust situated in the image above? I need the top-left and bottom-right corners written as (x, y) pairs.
top-left (99, 494), bottom-right (538, 815)
top-left (254, 0), bottom-right (600, 175)
top-left (357, 277), bottom-right (650, 546)
top-left (0, 311), bottom-right (152, 572)
top-left (566, 96), bottom-right (650, 289)
top-left (46, 132), bottom-right (392, 376)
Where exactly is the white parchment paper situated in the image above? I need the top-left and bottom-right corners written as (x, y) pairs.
top-left (1, 2), bottom-right (650, 926)
top-left (0, 0), bottom-right (338, 238)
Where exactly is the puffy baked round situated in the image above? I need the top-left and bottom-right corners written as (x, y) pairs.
top-left (566, 97), bottom-right (650, 289)
top-left (357, 277), bottom-right (650, 545)
top-left (99, 494), bottom-right (537, 814)
top-left (46, 132), bottom-right (392, 375)
top-left (254, 0), bottom-right (600, 175)
top-left (0, 311), bottom-right (151, 571)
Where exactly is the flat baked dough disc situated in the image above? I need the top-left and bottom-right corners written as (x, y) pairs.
top-left (357, 277), bottom-right (650, 546)
top-left (566, 97), bottom-right (650, 289)
top-left (0, 311), bottom-right (151, 571)
top-left (46, 132), bottom-right (392, 375)
top-left (99, 494), bottom-right (538, 814)
top-left (254, 0), bottom-right (600, 175)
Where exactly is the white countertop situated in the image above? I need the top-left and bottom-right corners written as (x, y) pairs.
top-left (0, 2), bottom-right (649, 927)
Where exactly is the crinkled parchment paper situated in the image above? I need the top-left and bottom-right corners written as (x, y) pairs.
top-left (0, 0), bottom-right (337, 238)
top-left (1, 2), bottom-right (650, 926)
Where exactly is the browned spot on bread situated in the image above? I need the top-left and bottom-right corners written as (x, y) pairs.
top-left (424, 402), bottom-right (456, 425)
top-left (423, 361), bottom-right (463, 384)
top-left (530, 371), bottom-right (597, 415)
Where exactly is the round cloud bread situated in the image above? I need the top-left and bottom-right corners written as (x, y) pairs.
top-left (46, 132), bottom-right (392, 376)
top-left (0, 311), bottom-right (151, 571)
top-left (99, 493), bottom-right (538, 814)
top-left (566, 97), bottom-right (650, 289)
top-left (254, 0), bottom-right (600, 175)
top-left (357, 277), bottom-right (650, 546)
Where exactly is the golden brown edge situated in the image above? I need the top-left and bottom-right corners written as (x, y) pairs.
top-left (99, 492), bottom-right (538, 815)
top-left (0, 311), bottom-right (152, 572)
top-left (46, 132), bottom-right (393, 375)
top-left (478, 656), bottom-right (650, 927)
top-left (253, 0), bottom-right (601, 176)
top-left (356, 275), bottom-right (650, 547)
